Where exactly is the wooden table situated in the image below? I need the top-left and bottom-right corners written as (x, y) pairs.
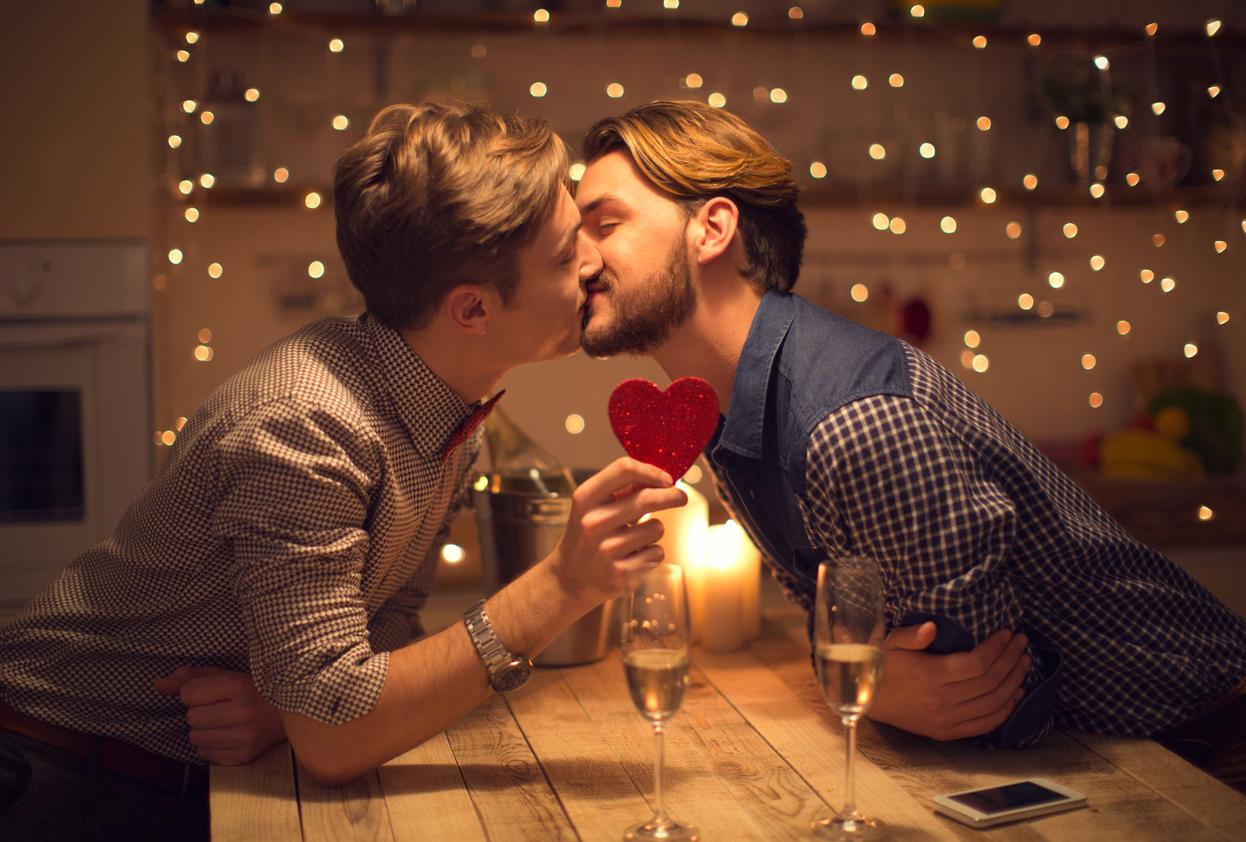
top-left (212, 610), bottom-right (1246, 841)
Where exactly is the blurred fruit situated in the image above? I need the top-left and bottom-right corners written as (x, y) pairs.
top-left (1153, 406), bottom-right (1190, 442)
top-left (1081, 434), bottom-right (1103, 467)
top-left (1100, 427), bottom-right (1205, 480)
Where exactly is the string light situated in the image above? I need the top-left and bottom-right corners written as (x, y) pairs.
top-left (964, 330), bottom-right (980, 349)
top-left (1037, 302), bottom-right (1054, 319)
top-left (197, 328), bottom-right (212, 344)
top-left (159, 430), bottom-right (177, 446)
top-left (441, 544), bottom-right (465, 564)
top-left (533, 8), bottom-right (550, 24)
top-left (1089, 183), bottom-right (1105, 199)
top-left (1022, 173), bottom-right (1038, 190)
top-left (707, 92), bottom-right (727, 108)
top-left (1208, 85), bottom-right (1222, 98)
top-left (1174, 209), bottom-right (1189, 224)
top-left (770, 87), bottom-right (789, 104)
top-left (167, 134), bottom-right (182, 149)
top-left (860, 22), bottom-right (876, 36)
top-left (788, 6), bottom-right (804, 20)
top-left (607, 82), bottom-right (625, 98)
top-left (175, 417), bottom-right (188, 431)
top-left (1125, 172), bottom-right (1141, 187)
top-left (184, 207), bottom-right (199, 223)
top-left (245, 88), bottom-right (261, 102)
top-left (1005, 221), bottom-right (1022, 239)
top-left (872, 212), bottom-right (889, 231)
top-left (976, 116), bottom-right (992, 131)
top-left (1116, 320), bottom-right (1131, 335)
top-left (1063, 222), bottom-right (1078, 238)
top-left (1212, 168), bottom-right (1226, 182)
top-left (889, 216), bottom-right (907, 234)
top-left (168, 248), bottom-right (184, 265)
top-left (200, 111), bottom-right (215, 126)
top-left (919, 142), bottom-right (936, 158)
top-left (1094, 55), bottom-right (1110, 71)
top-left (268, 2), bottom-right (283, 15)
top-left (1206, 19), bottom-right (1222, 37)
top-left (564, 413), bottom-right (586, 435)
top-left (1152, 101), bottom-right (1167, 116)
top-left (960, 350), bottom-right (974, 369)
top-left (910, 5), bottom-right (926, 19)
top-left (851, 75), bottom-right (868, 91)
top-left (178, 179), bottom-right (193, 195)
top-left (850, 283), bottom-right (869, 303)
top-left (889, 74), bottom-right (905, 88)
top-left (1090, 255), bottom-right (1105, 271)
top-left (682, 73), bottom-right (703, 89)
top-left (199, 173), bottom-right (215, 189)
top-left (1089, 392), bottom-right (1104, 408)
top-left (176, 50), bottom-right (190, 63)
top-left (1214, 240), bottom-right (1227, 253)
top-left (663, 0), bottom-right (679, 8)
top-left (731, 12), bottom-right (749, 27)
top-left (1113, 115), bottom-right (1129, 129)
top-left (1055, 115), bottom-right (1070, 130)
top-left (973, 35), bottom-right (987, 49)
top-left (194, 344), bottom-right (214, 362)
top-left (1145, 22), bottom-right (1158, 37)
top-left (1140, 269), bottom-right (1155, 284)
top-left (1199, 506), bottom-right (1215, 522)
top-left (940, 216), bottom-right (957, 234)
top-left (329, 38), bottom-right (345, 53)
top-left (1027, 33), bottom-right (1042, 47)
top-left (1018, 293), bottom-right (1034, 310)
top-left (273, 167), bottom-right (289, 184)
top-left (332, 115), bottom-right (350, 131)
top-left (307, 260), bottom-right (325, 279)
top-left (182, 99), bottom-right (198, 114)
top-left (569, 162), bottom-right (586, 181)
top-left (1153, 233), bottom-right (1166, 247)
top-left (809, 161), bottom-right (827, 179)
top-left (1184, 342), bottom-right (1199, 359)
top-left (972, 354), bottom-right (990, 373)
top-left (529, 81), bottom-right (548, 97)
top-left (1048, 271), bottom-right (1065, 289)
top-left (979, 187), bottom-right (997, 204)
top-left (1216, 312), bottom-right (1230, 325)
top-left (304, 191), bottom-right (322, 209)
top-left (1160, 276), bottom-right (1176, 293)
top-left (470, 44), bottom-right (487, 59)
top-left (1082, 353), bottom-right (1097, 370)
top-left (207, 262), bottom-right (223, 279)
top-left (869, 143), bottom-right (887, 160)
top-left (185, 31), bottom-right (200, 45)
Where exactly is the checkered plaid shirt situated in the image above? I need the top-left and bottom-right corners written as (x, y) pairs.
top-left (708, 292), bottom-right (1246, 745)
top-left (0, 314), bottom-right (483, 764)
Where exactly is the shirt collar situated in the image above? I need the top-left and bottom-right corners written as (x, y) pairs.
top-left (717, 291), bottom-right (796, 459)
top-left (363, 313), bottom-right (499, 461)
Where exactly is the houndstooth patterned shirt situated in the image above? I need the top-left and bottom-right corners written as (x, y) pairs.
top-left (0, 313), bottom-right (482, 764)
top-left (708, 292), bottom-right (1246, 745)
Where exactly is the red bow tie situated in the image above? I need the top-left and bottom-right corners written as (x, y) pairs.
top-left (440, 390), bottom-right (505, 462)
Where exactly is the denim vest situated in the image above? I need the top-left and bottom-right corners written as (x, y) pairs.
top-left (706, 291), bottom-right (911, 604)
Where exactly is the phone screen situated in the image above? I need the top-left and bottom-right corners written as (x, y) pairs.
top-left (948, 781), bottom-right (1068, 815)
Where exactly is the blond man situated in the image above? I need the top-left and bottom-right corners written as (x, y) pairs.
top-left (0, 102), bottom-right (685, 842)
top-left (575, 101), bottom-right (1246, 762)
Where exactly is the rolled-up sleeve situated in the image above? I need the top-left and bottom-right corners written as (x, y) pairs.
top-left (211, 397), bottom-right (388, 724)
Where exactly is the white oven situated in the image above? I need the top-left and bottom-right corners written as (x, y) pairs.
top-left (0, 241), bottom-right (152, 612)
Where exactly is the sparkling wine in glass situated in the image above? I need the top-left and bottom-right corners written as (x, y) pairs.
top-left (621, 564), bottom-right (698, 842)
top-left (812, 558), bottom-right (887, 840)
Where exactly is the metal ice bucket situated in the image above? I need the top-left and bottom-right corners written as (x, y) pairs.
top-left (472, 474), bottom-right (615, 666)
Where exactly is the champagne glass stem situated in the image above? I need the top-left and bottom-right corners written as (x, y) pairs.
top-left (652, 722), bottom-right (669, 823)
top-left (842, 716), bottom-right (858, 816)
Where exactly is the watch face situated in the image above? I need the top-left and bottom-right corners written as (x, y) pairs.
top-left (493, 658), bottom-right (533, 692)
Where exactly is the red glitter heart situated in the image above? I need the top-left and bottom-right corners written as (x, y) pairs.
top-left (608, 377), bottom-right (720, 482)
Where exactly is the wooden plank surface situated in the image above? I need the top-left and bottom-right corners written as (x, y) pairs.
top-left (444, 693), bottom-right (578, 841)
top-left (210, 742), bottom-right (302, 842)
top-left (379, 732), bottom-right (488, 842)
top-left (765, 613), bottom-right (1244, 841)
top-left (296, 763), bottom-right (393, 842)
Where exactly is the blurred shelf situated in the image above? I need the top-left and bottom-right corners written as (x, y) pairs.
top-left (180, 183), bottom-right (1244, 209)
top-left (154, 7), bottom-right (1246, 48)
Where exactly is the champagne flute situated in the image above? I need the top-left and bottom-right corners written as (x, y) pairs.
top-left (621, 564), bottom-right (698, 842)
top-left (812, 557), bottom-right (887, 840)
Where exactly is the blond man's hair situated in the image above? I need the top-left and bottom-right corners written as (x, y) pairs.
top-left (583, 100), bottom-right (805, 293)
top-left (334, 101), bottom-right (570, 329)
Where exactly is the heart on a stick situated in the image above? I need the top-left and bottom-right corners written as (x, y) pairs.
top-left (608, 377), bottom-right (720, 482)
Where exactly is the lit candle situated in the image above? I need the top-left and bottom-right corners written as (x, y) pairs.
top-left (649, 482), bottom-right (708, 640)
top-left (705, 520), bottom-right (763, 642)
top-left (701, 553), bottom-right (745, 652)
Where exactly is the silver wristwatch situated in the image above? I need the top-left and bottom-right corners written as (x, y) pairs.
top-left (463, 599), bottom-right (533, 692)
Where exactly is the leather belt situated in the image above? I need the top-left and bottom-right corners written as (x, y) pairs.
top-left (0, 698), bottom-right (208, 795)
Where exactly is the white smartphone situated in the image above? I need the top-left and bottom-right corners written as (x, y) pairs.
top-left (932, 778), bottom-right (1088, 828)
